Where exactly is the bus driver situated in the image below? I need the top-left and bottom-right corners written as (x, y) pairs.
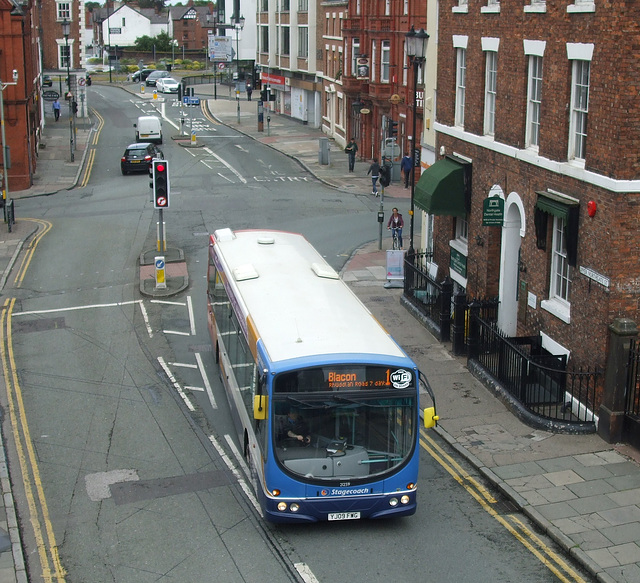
top-left (278, 410), bottom-right (310, 446)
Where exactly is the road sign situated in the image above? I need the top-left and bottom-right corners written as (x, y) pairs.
top-left (218, 62), bottom-right (226, 70)
top-left (183, 96), bottom-right (200, 106)
top-left (78, 77), bottom-right (86, 86)
top-left (42, 90), bottom-right (60, 101)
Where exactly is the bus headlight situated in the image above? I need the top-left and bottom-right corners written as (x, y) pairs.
top-left (389, 497), bottom-right (399, 507)
top-left (290, 503), bottom-right (300, 512)
top-left (277, 502), bottom-right (288, 512)
top-left (401, 495), bottom-right (410, 505)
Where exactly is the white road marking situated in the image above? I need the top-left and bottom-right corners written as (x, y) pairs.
top-left (208, 434), bottom-right (262, 516)
top-left (169, 362), bottom-right (198, 369)
top-left (151, 299), bottom-right (186, 306)
top-left (187, 295), bottom-right (196, 335)
top-left (163, 330), bottom-right (191, 336)
top-left (184, 385), bottom-right (204, 392)
top-left (203, 146), bottom-right (246, 183)
top-left (137, 301), bottom-right (153, 338)
top-left (195, 352), bottom-right (216, 409)
top-left (13, 300), bottom-right (140, 316)
top-left (295, 563), bottom-right (321, 583)
top-left (158, 356), bottom-right (195, 411)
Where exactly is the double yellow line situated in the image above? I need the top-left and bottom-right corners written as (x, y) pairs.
top-left (79, 108), bottom-right (104, 188)
top-left (420, 430), bottom-right (586, 582)
top-left (0, 219), bottom-right (65, 581)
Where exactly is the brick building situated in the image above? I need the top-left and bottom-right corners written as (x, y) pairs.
top-left (422, 0), bottom-right (640, 408)
top-left (319, 0), bottom-right (348, 146)
top-left (341, 0), bottom-right (426, 165)
top-left (41, 0), bottom-right (82, 71)
top-left (0, 0), bottom-right (43, 191)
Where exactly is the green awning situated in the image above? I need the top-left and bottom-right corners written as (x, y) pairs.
top-left (414, 158), bottom-right (467, 216)
top-left (535, 191), bottom-right (578, 221)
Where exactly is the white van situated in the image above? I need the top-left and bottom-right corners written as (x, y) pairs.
top-left (134, 115), bottom-right (162, 144)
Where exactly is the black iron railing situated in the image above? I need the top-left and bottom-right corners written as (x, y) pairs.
top-left (468, 313), bottom-right (599, 425)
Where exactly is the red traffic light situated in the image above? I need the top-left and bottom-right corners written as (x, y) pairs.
top-left (156, 163), bottom-right (165, 173)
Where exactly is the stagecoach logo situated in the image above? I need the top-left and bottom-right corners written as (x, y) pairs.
top-left (390, 369), bottom-right (412, 389)
top-left (321, 488), bottom-right (371, 497)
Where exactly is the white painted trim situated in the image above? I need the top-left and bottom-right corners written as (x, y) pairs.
top-left (482, 37), bottom-right (500, 52)
top-left (566, 42), bottom-right (594, 61)
top-left (540, 331), bottom-right (570, 357)
top-left (434, 121), bottom-right (640, 193)
top-left (453, 35), bottom-right (468, 49)
top-left (523, 39), bottom-right (546, 56)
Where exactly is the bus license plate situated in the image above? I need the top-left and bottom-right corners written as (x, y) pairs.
top-left (328, 512), bottom-right (360, 521)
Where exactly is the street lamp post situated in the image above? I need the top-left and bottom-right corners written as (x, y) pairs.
top-left (232, 15), bottom-right (245, 123)
top-left (0, 69), bottom-right (18, 221)
top-left (62, 19), bottom-right (74, 162)
top-left (405, 26), bottom-right (429, 255)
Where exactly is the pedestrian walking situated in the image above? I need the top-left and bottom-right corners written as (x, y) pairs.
top-left (401, 152), bottom-right (413, 189)
top-left (246, 83), bottom-right (253, 101)
top-left (344, 137), bottom-right (358, 172)
top-left (52, 98), bottom-right (61, 121)
top-left (367, 158), bottom-right (381, 196)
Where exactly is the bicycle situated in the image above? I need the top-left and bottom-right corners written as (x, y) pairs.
top-left (390, 227), bottom-right (402, 250)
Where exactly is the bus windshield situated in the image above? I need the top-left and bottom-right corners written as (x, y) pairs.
top-left (273, 366), bottom-right (416, 481)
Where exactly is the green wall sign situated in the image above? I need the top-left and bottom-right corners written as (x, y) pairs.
top-left (482, 196), bottom-right (504, 226)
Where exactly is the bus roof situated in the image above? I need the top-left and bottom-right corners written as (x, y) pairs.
top-left (210, 229), bottom-right (408, 364)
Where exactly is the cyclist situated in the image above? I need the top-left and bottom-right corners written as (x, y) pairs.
top-left (387, 208), bottom-right (404, 249)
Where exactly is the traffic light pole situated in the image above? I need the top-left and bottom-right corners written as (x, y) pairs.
top-left (157, 208), bottom-right (166, 252)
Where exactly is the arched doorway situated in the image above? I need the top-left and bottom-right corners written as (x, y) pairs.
top-left (498, 192), bottom-right (525, 335)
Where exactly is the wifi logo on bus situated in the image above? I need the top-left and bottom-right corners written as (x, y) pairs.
top-left (390, 369), bottom-right (412, 389)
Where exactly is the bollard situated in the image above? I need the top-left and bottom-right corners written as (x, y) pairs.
top-left (155, 256), bottom-right (167, 290)
top-left (141, 84), bottom-right (145, 94)
top-left (191, 131), bottom-right (196, 146)
top-left (153, 90), bottom-right (157, 100)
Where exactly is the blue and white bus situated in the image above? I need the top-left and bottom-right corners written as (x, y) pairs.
top-left (207, 228), bottom-right (438, 523)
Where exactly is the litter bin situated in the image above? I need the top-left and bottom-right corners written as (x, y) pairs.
top-left (318, 137), bottom-right (330, 165)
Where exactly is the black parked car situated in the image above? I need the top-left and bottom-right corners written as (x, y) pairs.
top-left (42, 75), bottom-right (53, 87)
top-left (120, 142), bottom-right (163, 175)
top-left (131, 68), bottom-right (154, 83)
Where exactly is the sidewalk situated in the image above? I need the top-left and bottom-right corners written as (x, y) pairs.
top-left (4, 85), bottom-right (640, 583)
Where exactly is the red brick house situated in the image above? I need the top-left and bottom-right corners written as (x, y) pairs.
top-left (424, 0), bottom-right (640, 413)
top-left (341, 0), bottom-right (426, 164)
top-left (0, 0), bottom-right (42, 191)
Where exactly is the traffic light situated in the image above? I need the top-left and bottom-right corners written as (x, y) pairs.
top-left (388, 120), bottom-right (398, 139)
top-left (152, 159), bottom-right (170, 209)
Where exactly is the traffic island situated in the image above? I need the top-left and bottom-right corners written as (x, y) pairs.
top-left (139, 247), bottom-right (189, 297)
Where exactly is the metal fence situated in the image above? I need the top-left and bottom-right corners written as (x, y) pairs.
top-left (468, 313), bottom-right (599, 425)
top-left (626, 338), bottom-right (640, 417)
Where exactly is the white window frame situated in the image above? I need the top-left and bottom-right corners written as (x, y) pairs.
top-left (568, 59), bottom-right (590, 162)
top-left (351, 38), bottom-right (360, 76)
top-left (403, 0), bottom-right (408, 16)
top-left (540, 215), bottom-right (572, 322)
top-left (57, 40), bottom-right (73, 69)
top-left (385, 0), bottom-right (390, 16)
top-left (381, 40), bottom-right (390, 83)
top-left (371, 40), bottom-right (377, 83)
top-left (56, 1), bottom-right (71, 20)
top-left (524, 0), bottom-right (546, 13)
top-left (568, 0), bottom-right (595, 13)
top-left (526, 55), bottom-right (543, 149)
top-left (453, 0), bottom-right (469, 12)
top-left (455, 48), bottom-right (466, 127)
top-left (483, 50), bottom-right (497, 136)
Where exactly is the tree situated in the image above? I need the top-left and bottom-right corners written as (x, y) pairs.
top-left (134, 31), bottom-right (173, 52)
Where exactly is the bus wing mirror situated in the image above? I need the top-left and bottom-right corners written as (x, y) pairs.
top-left (254, 395), bottom-right (268, 420)
top-left (423, 406), bottom-right (439, 429)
